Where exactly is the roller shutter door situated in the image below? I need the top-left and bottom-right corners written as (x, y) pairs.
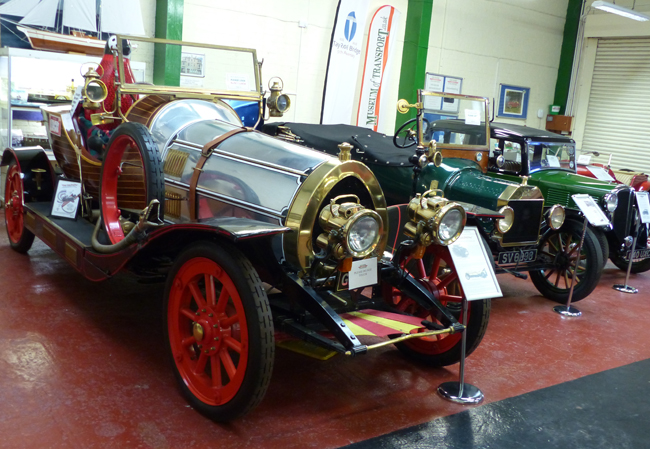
top-left (582, 38), bottom-right (650, 173)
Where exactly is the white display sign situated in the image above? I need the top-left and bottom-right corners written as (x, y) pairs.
top-left (577, 154), bottom-right (591, 165)
top-left (348, 258), bottom-right (377, 290)
top-left (587, 166), bottom-right (615, 182)
top-left (547, 154), bottom-right (560, 168)
top-left (464, 109), bottom-right (480, 126)
top-left (49, 115), bottom-right (61, 137)
top-left (572, 194), bottom-right (610, 227)
top-left (70, 85), bottom-right (83, 115)
top-left (636, 191), bottom-right (650, 224)
top-left (51, 180), bottom-right (81, 219)
top-left (449, 227), bottom-right (502, 301)
top-left (225, 73), bottom-right (251, 92)
top-left (423, 73), bottom-right (462, 112)
top-left (321, 0), bottom-right (370, 125)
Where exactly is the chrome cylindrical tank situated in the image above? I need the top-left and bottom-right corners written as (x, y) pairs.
top-left (148, 99), bottom-right (388, 270)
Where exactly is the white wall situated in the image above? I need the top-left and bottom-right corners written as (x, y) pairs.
top-left (182, 0), bottom-right (408, 133)
top-left (426, 0), bottom-right (568, 130)
top-left (571, 0), bottom-right (650, 149)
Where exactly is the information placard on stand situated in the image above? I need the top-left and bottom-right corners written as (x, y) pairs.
top-left (636, 191), bottom-right (650, 224)
top-left (449, 227), bottom-right (502, 301)
top-left (572, 194), bottom-right (610, 227)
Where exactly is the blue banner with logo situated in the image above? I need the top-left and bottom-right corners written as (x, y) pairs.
top-left (321, 0), bottom-right (370, 125)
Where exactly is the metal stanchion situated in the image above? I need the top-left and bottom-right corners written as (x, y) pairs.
top-left (553, 216), bottom-right (588, 317)
top-left (437, 296), bottom-right (484, 404)
top-left (614, 211), bottom-right (639, 294)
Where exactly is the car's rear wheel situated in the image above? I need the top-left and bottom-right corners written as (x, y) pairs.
top-left (4, 162), bottom-right (35, 253)
top-left (530, 220), bottom-right (603, 303)
top-left (164, 241), bottom-right (274, 422)
top-left (382, 245), bottom-right (490, 367)
top-left (100, 122), bottom-right (164, 244)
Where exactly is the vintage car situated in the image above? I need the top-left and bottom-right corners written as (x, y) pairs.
top-left (480, 122), bottom-right (650, 274)
top-left (263, 91), bottom-right (604, 304)
top-left (576, 150), bottom-right (650, 192)
top-left (2, 36), bottom-right (491, 421)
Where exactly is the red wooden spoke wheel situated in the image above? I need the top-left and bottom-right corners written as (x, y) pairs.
top-left (4, 162), bottom-right (35, 253)
top-left (383, 245), bottom-right (490, 367)
top-left (165, 242), bottom-right (273, 421)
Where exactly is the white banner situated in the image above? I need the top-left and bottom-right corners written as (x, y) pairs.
top-left (321, 0), bottom-right (370, 125)
top-left (356, 5), bottom-right (400, 131)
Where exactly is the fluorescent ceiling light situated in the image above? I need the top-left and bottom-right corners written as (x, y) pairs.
top-left (592, 1), bottom-right (650, 21)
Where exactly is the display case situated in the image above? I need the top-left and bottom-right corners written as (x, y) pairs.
top-left (0, 47), bottom-right (146, 201)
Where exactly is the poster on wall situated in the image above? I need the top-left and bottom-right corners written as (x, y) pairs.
top-left (423, 73), bottom-right (463, 113)
top-left (356, 5), bottom-right (401, 132)
top-left (497, 83), bottom-right (530, 119)
top-left (321, 0), bottom-right (370, 125)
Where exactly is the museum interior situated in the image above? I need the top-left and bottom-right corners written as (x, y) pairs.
top-left (1, 0), bottom-right (650, 447)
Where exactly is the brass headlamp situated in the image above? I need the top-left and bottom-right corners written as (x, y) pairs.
top-left (317, 194), bottom-right (383, 259)
top-left (267, 78), bottom-right (291, 117)
top-left (82, 66), bottom-right (108, 110)
top-left (404, 190), bottom-right (467, 250)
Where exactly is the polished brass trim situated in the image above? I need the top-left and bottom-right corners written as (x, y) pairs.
top-left (64, 241), bottom-right (78, 267)
top-left (163, 149), bottom-right (189, 178)
top-left (284, 160), bottom-right (388, 271)
top-left (344, 325), bottom-right (458, 355)
top-left (496, 184), bottom-right (543, 207)
top-left (164, 191), bottom-right (183, 218)
top-left (116, 35), bottom-right (261, 99)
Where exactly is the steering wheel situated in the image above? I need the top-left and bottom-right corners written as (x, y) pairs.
top-left (393, 118), bottom-right (429, 148)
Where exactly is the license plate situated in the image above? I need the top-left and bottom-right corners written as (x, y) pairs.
top-left (627, 248), bottom-right (650, 260)
top-left (498, 249), bottom-right (537, 265)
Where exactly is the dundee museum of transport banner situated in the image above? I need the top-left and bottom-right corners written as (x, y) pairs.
top-left (357, 5), bottom-right (400, 131)
top-left (321, 0), bottom-right (370, 125)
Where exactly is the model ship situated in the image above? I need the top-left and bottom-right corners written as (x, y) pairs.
top-left (0, 0), bottom-right (144, 56)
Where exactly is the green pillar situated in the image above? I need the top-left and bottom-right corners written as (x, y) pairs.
top-left (553, 0), bottom-right (582, 115)
top-left (396, 0), bottom-right (433, 131)
top-left (154, 0), bottom-right (184, 86)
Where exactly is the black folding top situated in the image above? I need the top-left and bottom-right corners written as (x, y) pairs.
top-left (262, 122), bottom-right (413, 166)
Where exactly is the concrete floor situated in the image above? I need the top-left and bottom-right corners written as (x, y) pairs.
top-left (1, 208), bottom-right (649, 449)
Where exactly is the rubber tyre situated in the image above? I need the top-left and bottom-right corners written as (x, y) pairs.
top-left (529, 220), bottom-right (603, 303)
top-left (100, 122), bottom-right (165, 244)
top-left (4, 162), bottom-right (35, 253)
top-left (382, 246), bottom-right (490, 367)
top-left (164, 241), bottom-right (274, 422)
top-left (609, 223), bottom-right (650, 273)
top-left (567, 219), bottom-right (608, 270)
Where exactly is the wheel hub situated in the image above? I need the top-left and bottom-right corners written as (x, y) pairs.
top-left (193, 309), bottom-right (226, 356)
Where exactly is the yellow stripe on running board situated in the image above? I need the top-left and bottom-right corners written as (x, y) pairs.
top-left (347, 311), bottom-right (423, 334)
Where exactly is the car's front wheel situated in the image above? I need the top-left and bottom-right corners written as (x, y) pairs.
top-left (529, 220), bottom-right (603, 303)
top-left (382, 245), bottom-right (490, 367)
top-left (164, 241), bottom-right (274, 422)
top-left (609, 223), bottom-right (650, 273)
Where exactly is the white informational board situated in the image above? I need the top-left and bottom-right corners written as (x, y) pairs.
top-left (577, 154), bottom-right (591, 165)
top-left (348, 258), bottom-right (378, 290)
top-left (572, 194), bottom-right (610, 227)
top-left (51, 180), bottom-right (81, 219)
top-left (636, 191), bottom-right (650, 224)
top-left (449, 227), bottom-right (502, 301)
top-left (587, 166), bottom-right (615, 182)
top-left (423, 72), bottom-right (462, 113)
top-left (547, 155), bottom-right (560, 168)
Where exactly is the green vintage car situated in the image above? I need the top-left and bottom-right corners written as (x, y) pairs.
top-left (476, 122), bottom-right (649, 274)
top-left (263, 91), bottom-right (604, 303)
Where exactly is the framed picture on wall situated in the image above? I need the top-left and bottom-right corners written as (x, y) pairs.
top-left (180, 52), bottom-right (205, 77)
top-left (497, 84), bottom-right (530, 119)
